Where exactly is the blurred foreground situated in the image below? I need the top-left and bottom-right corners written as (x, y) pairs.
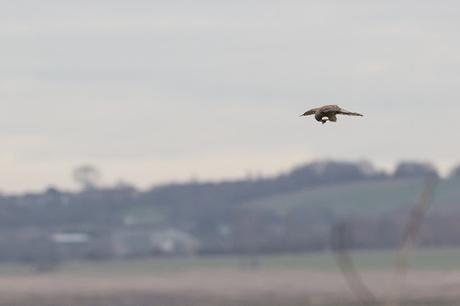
top-left (0, 249), bottom-right (459, 306)
top-left (0, 160), bottom-right (458, 305)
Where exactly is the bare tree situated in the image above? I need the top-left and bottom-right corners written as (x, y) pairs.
top-left (73, 165), bottom-right (101, 190)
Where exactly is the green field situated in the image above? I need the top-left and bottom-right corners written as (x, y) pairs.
top-left (0, 247), bottom-right (459, 276)
top-left (0, 248), bottom-right (459, 306)
top-left (53, 247), bottom-right (460, 275)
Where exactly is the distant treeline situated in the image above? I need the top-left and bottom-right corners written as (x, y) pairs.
top-left (0, 160), bottom-right (459, 266)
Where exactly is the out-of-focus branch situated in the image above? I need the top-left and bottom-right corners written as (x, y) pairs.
top-left (331, 175), bottom-right (438, 306)
top-left (331, 221), bottom-right (378, 306)
top-left (400, 175), bottom-right (438, 250)
top-left (388, 175), bottom-right (438, 306)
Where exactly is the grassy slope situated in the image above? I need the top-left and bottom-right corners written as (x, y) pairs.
top-left (243, 176), bottom-right (460, 217)
top-left (121, 176), bottom-right (460, 225)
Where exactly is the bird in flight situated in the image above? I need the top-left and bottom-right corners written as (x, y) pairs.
top-left (300, 105), bottom-right (363, 124)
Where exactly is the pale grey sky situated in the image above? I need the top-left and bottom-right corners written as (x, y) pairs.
top-left (1, 1), bottom-right (460, 192)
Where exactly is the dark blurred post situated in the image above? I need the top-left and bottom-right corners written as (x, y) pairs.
top-left (389, 175), bottom-right (438, 306)
top-left (331, 221), bottom-right (377, 305)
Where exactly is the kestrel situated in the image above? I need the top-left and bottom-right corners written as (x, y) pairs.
top-left (300, 105), bottom-right (363, 124)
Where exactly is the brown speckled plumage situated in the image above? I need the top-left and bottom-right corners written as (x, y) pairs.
top-left (300, 105), bottom-right (363, 124)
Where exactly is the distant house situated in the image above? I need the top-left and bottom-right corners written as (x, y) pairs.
top-left (150, 229), bottom-right (200, 255)
top-left (111, 227), bottom-right (199, 258)
top-left (52, 232), bottom-right (90, 244)
top-left (51, 232), bottom-right (92, 259)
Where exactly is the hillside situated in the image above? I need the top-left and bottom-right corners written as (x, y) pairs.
top-left (0, 160), bottom-right (456, 262)
top-left (227, 176), bottom-right (460, 253)
top-left (243, 176), bottom-right (460, 217)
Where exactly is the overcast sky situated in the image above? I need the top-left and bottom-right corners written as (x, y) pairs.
top-left (1, 1), bottom-right (460, 192)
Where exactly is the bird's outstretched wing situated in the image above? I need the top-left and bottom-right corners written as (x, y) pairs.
top-left (300, 108), bottom-right (318, 116)
top-left (338, 108), bottom-right (363, 117)
top-left (320, 105), bottom-right (342, 113)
